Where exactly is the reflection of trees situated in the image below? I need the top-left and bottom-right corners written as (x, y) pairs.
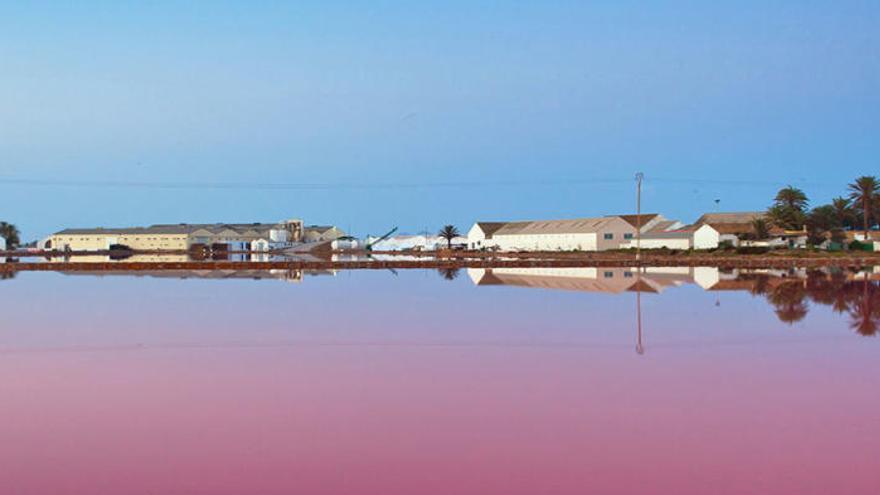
top-left (437, 267), bottom-right (460, 281)
top-left (0, 270), bottom-right (15, 280)
top-left (849, 279), bottom-right (880, 337)
top-left (746, 270), bottom-right (880, 336)
top-left (767, 280), bottom-right (809, 325)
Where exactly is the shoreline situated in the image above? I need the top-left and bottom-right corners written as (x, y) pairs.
top-left (2, 255), bottom-right (879, 273)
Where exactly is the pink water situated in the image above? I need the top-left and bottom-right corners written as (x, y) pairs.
top-left (0, 270), bottom-right (877, 494)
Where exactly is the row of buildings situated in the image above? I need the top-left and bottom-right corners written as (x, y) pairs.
top-left (466, 212), bottom-right (817, 252)
top-left (41, 219), bottom-right (348, 252)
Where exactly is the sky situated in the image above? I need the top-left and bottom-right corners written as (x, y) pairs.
top-left (1, 1), bottom-right (878, 241)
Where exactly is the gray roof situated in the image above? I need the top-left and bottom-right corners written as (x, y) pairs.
top-left (491, 217), bottom-right (628, 236)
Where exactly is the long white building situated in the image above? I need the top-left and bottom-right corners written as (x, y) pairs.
top-left (468, 216), bottom-right (642, 251)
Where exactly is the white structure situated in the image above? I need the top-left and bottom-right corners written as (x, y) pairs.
top-left (368, 234), bottom-right (466, 251)
top-left (467, 216), bottom-right (637, 252)
top-left (620, 224), bottom-right (721, 250)
top-left (303, 225), bottom-right (346, 243)
top-left (0, 237), bottom-right (5, 251)
top-left (251, 239), bottom-right (270, 252)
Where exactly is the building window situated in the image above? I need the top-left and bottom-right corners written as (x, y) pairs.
top-left (624, 233), bottom-right (634, 240)
top-left (624, 272), bottom-right (633, 278)
top-left (604, 271), bottom-right (614, 278)
top-left (604, 233), bottom-right (614, 240)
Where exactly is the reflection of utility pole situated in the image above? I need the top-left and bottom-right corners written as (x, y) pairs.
top-left (636, 269), bottom-right (645, 355)
top-left (635, 172), bottom-right (644, 263)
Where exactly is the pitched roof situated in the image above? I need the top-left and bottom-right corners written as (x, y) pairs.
top-left (492, 217), bottom-right (628, 236)
top-left (55, 222), bottom-right (289, 237)
top-left (474, 222), bottom-right (507, 237)
top-left (646, 220), bottom-right (680, 233)
top-left (305, 225), bottom-right (338, 234)
top-left (611, 214), bottom-right (660, 229)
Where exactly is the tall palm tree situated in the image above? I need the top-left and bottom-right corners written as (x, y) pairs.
top-left (0, 222), bottom-right (20, 250)
top-left (848, 176), bottom-right (879, 241)
top-left (767, 186), bottom-right (809, 230)
top-left (775, 186), bottom-right (809, 211)
top-left (438, 225), bottom-right (460, 249)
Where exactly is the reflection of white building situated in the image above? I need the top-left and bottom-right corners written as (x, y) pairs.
top-left (468, 266), bottom-right (740, 294)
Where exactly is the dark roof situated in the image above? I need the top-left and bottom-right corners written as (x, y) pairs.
top-left (474, 222), bottom-right (507, 237)
top-left (611, 214), bottom-right (660, 228)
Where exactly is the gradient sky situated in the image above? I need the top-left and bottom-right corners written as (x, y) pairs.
top-left (1, 1), bottom-right (878, 240)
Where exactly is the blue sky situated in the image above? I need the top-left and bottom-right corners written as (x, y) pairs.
top-left (1, 1), bottom-right (878, 240)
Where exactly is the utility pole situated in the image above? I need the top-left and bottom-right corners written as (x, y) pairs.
top-left (636, 271), bottom-right (644, 356)
top-left (635, 172), bottom-right (644, 263)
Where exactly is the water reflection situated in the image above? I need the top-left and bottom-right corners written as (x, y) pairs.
top-left (469, 266), bottom-right (880, 337)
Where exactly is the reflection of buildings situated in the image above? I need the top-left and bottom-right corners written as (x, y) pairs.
top-left (470, 266), bottom-right (880, 337)
top-left (467, 266), bottom-right (738, 294)
top-left (60, 269), bottom-right (308, 283)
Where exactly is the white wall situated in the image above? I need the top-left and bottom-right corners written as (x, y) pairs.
top-left (0, 237), bottom-right (5, 251)
top-left (467, 224), bottom-right (489, 249)
top-left (492, 233), bottom-right (597, 251)
top-left (693, 225), bottom-right (720, 249)
top-left (627, 237), bottom-right (690, 249)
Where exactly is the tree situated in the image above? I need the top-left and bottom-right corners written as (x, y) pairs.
top-left (0, 222), bottom-right (20, 250)
top-left (831, 197), bottom-right (856, 229)
top-left (806, 205), bottom-right (841, 245)
top-left (437, 267), bottom-right (461, 281)
top-left (751, 218), bottom-right (771, 240)
top-left (438, 225), bottom-right (460, 249)
top-left (848, 176), bottom-right (879, 240)
top-left (767, 186), bottom-right (809, 230)
top-left (775, 186), bottom-right (809, 211)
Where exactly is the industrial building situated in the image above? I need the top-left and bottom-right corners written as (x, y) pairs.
top-left (467, 215), bottom-right (668, 251)
top-left (44, 219), bottom-right (304, 252)
top-left (303, 225), bottom-right (347, 243)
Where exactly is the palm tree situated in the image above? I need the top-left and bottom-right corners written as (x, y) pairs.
top-left (437, 267), bottom-right (461, 280)
top-left (0, 222), bottom-right (20, 250)
top-left (775, 186), bottom-right (809, 211)
top-left (831, 196), bottom-right (856, 229)
top-left (438, 225), bottom-right (460, 249)
top-left (848, 176), bottom-right (879, 241)
top-left (751, 218), bottom-right (770, 240)
top-left (767, 186), bottom-right (809, 230)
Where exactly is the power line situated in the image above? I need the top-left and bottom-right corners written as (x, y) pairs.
top-left (0, 175), bottom-right (839, 191)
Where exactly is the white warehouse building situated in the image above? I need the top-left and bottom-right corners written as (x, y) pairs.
top-left (468, 216), bottom-right (640, 252)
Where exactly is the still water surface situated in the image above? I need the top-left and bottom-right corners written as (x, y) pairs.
top-left (1, 267), bottom-right (878, 494)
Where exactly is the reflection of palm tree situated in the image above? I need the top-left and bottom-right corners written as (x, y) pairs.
top-left (768, 281), bottom-right (809, 325)
top-left (438, 267), bottom-right (460, 281)
top-left (848, 279), bottom-right (880, 337)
